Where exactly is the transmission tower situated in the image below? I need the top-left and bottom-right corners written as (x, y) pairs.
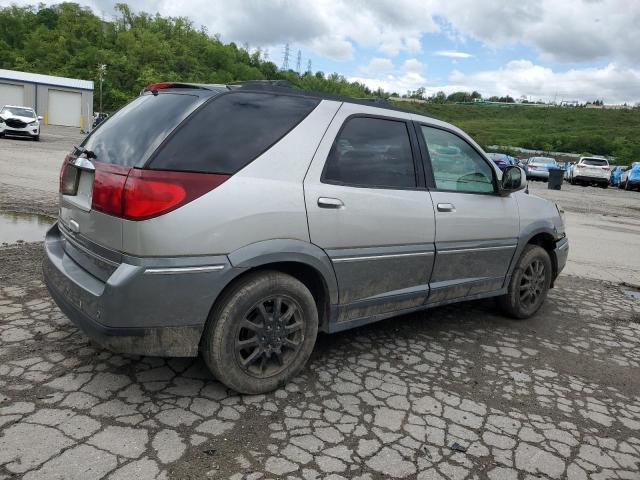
top-left (306, 59), bottom-right (312, 74)
top-left (263, 48), bottom-right (270, 62)
top-left (281, 43), bottom-right (290, 70)
top-left (296, 50), bottom-right (302, 73)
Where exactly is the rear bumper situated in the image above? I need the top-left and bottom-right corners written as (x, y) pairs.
top-left (526, 170), bottom-right (549, 179)
top-left (43, 223), bottom-right (236, 357)
top-left (574, 175), bottom-right (608, 184)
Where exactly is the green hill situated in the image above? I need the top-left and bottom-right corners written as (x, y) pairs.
top-left (396, 102), bottom-right (640, 164)
top-left (0, 3), bottom-right (381, 110)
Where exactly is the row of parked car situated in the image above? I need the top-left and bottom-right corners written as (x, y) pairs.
top-left (486, 153), bottom-right (639, 191)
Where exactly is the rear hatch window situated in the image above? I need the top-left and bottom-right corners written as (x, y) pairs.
top-left (582, 158), bottom-right (608, 166)
top-left (81, 92), bottom-right (204, 166)
top-left (148, 92), bottom-right (320, 174)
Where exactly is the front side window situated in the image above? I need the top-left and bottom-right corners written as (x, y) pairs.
top-left (420, 126), bottom-right (495, 193)
top-left (323, 117), bottom-right (416, 188)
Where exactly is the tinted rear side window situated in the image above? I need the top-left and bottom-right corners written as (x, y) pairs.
top-left (149, 92), bottom-right (320, 174)
top-left (81, 93), bottom-right (202, 166)
top-left (322, 117), bottom-right (416, 189)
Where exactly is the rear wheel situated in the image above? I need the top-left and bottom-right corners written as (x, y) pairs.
top-left (626, 180), bottom-right (631, 191)
top-left (498, 245), bottom-right (552, 319)
top-left (201, 270), bottom-right (318, 394)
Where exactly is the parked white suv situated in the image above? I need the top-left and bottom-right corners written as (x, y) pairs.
top-left (568, 157), bottom-right (610, 187)
top-left (0, 105), bottom-right (42, 141)
top-left (44, 82), bottom-right (569, 394)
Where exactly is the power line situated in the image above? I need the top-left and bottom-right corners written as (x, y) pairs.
top-left (281, 43), bottom-right (290, 70)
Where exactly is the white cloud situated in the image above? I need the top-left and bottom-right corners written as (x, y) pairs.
top-left (434, 50), bottom-right (473, 59)
top-left (350, 72), bottom-right (429, 95)
top-left (402, 58), bottom-right (426, 73)
top-left (448, 61), bottom-right (640, 104)
top-left (9, 0), bottom-right (640, 66)
top-left (359, 58), bottom-right (395, 75)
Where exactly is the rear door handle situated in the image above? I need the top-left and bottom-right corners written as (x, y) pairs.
top-left (437, 203), bottom-right (456, 212)
top-left (318, 197), bottom-right (344, 209)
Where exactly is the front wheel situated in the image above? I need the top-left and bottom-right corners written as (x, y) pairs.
top-left (498, 245), bottom-right (552, 319)
top-left (201, 270), bottom-right (318, 394)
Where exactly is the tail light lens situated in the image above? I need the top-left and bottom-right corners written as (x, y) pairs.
top-left (90, 162), bottom-right (230, 220)
top-left (92, 163), bottom-right (130, 216)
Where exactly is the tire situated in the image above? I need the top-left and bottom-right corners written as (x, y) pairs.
top-left (498, 245), bottom-right (552, 319)
top-left (33, 135), bottom-right (40, 141)
top-left (201, 270), bottom-right (318, 394)
top-left (600, 183), bottom-right (608, 189)
top-left (625, 180), bottom-right (631, 191)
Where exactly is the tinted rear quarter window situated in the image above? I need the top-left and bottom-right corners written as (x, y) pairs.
top-left (81, 93), bottom-right (202, 166)
top-left (149, 92), bottom-right (320, 174)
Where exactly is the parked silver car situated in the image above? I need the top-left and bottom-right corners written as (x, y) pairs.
top-left (44, 82), bottom-right (569, 394)
top-left (523, 156), bottom-right (557, 181)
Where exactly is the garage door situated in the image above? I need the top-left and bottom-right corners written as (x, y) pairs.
top-left (48, 89), bottom-right (82, 127)
top-left (0, 83), bottom-right (25, 108)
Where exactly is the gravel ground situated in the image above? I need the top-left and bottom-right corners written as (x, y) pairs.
top-left (1, 245), bottom-right (639, 479)
top-left (1, 129), bottom-right (640, 479)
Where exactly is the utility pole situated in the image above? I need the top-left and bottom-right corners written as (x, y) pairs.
top-left (97, 64), bottom-right (107, 113)
top-left (296, 49), bottom-right (302, 73)
top-left (281, 43), bottom-right (290, 70)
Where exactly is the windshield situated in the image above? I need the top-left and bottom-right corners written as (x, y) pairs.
top-left (1, 107), bottom-right (35, 118)
top-left (80, 92), bottom-right (203, 166)
top-left (582, 158), bottom-right (608, 166)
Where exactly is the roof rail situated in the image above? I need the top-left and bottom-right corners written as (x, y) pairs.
top-left (228, 80), bottom-right (294, 90)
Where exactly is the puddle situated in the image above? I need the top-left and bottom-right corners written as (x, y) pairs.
top-left (0, 211), bottom-right (54, 244)
top-left (623, 290), bottom-right (640, 300)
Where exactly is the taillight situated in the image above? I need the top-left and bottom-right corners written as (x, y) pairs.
top-left (91, 162), bottom-right (130, 217)
top-left (90, 163), bottom-right (230, 221)
top-left (59, 156), bottom-right (71, 192)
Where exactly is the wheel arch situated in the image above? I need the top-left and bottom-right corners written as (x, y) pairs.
top-left (219, 239), bottom-right (338, 333)
top-left (505, 224), bottom-right (559, 288)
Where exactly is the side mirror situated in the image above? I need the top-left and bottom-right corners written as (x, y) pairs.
top-left (499, 166), bottom-right (526, 196)
top-left (37, 116), bottom-right (43, 121)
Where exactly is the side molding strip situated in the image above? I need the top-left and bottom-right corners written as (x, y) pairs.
top-left (332, 251), bottom-right (434, 263)
top-left (144, 265), bottom-right (226, 275)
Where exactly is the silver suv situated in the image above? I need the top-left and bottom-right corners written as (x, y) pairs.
top-left (44, 82), bottom-right (568, 394)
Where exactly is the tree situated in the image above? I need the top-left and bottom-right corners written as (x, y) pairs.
top-left (0, 3), bottom-right (389, 111)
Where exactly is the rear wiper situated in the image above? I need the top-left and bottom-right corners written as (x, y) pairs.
top-left (73, 145), bottom-right (96, 159)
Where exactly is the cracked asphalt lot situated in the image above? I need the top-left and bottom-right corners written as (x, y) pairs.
top-left (1, 243), bottom-right (640, 479)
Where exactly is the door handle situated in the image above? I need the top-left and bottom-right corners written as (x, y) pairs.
top-left (437, 203), bottom-right (456, 212)
top-left (318, 197), bottom-right (344, 209)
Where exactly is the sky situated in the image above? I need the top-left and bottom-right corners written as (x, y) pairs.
top-left (4, 0), bottom-right (640, 104)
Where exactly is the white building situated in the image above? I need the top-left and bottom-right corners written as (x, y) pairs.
top-left (0, 69), bottom-right (93, 129)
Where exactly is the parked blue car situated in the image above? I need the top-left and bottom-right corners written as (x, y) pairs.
top-left (486, 153), bottom-right (519, 172)
top-left (620, 162), bottom-right (640, 191)
top-left (610, 166), bottom-right (626, 187)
